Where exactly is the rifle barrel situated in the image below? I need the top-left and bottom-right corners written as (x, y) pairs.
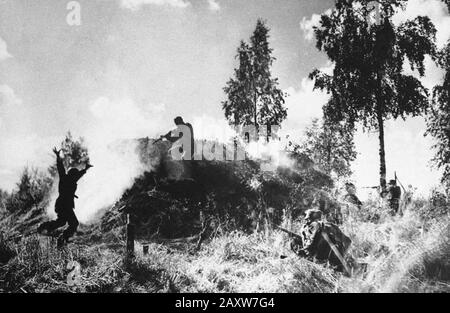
top-left (276, 226), bottom-right (302, 239)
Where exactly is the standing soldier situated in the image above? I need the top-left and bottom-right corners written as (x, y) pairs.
top-left (403, 184), bottom-right (415, 207)
top-left (159, 116), bottom-right (195, 160)
top-left (387, 179), bottom-right (402, 215)
top-left (343, 183), bottom-right (362, 209)
top-left (38, 147), bottom-right (93, 248)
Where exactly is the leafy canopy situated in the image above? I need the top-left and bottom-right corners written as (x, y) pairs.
top-left (310, 0), bottom-right (437, 129)
top-left (223, 19), bottom-right (287, 128)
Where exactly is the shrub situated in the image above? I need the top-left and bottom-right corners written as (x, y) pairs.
top-left (5, 167), bottom-right (52, 214)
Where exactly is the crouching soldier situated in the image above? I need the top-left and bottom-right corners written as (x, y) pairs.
top-left (292, 209), bottom-right (352, 273)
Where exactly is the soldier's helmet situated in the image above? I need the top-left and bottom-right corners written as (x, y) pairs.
top-left (174, 116), bottom-right (184, 125)
top-left (68, 167), bottom-right (80, 179)
top-left (304, 209), bottom-right (322, 222)
top-left (389, 179), bottom-right (396, 185)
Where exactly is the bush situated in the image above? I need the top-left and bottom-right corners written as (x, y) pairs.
top-left (410, 189), bottom-right (449, 224)
top-left (0, 232), bottom-right (16, 264)
top-left (5, 167), bottom-right (52, 214)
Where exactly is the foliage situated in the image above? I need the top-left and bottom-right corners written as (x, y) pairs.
top-left (0, 189), bottom-right (8, 212)
top-left (294, 118), bottom-right (357, 178)
top-left (0, 232), bottom-right (16, 264)
top-left (48, 132), bottom-right (90, 177)
top-left (310, 0), bottom-right (437, 189)
top-left (222, 19), bottom-right (287, 130)
top-left (4, 167), bottom-right (52, 214)
top-left (410, 189), bottom-right (449, 223)
top-left (427, 41), bottom-right (450, 190)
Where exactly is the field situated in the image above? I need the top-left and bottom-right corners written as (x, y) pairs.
top-left (1, 198), bottom-right (448, 293)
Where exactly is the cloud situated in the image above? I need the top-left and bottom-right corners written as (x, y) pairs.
top-left (394, 0), bottom-right (450, 90)
top-left (120, 0), bottom-right (191, 10)
top-left (0, 85), bottom-right (22, 128)
top-left (0, 85), bottom-right (22, 107)
top-left (89, 96), bottom-right (166, 141)
top-left (0, 37), bottom-right (12, 61)
top-left (393, 0), bottom-right (450, 48)
top-left (0, 134), bottom-right (58, 191)
top-left (282, 62), bottom-right (333, 137)
top-left (299, 9), bottom-right (331, 41)
top-left (207, 0), bottom-right (220, 11)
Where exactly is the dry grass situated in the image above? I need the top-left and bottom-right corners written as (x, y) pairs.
top-left (339, 205), bottom-right (450, 293)
top-left (1, 201), bottom-right (449, 293)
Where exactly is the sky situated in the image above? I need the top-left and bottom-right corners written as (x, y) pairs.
top-left (0, 0), bottom-right (449, 201)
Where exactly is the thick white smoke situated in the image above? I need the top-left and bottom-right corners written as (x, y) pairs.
top-left (43, 98), bottom-right (299, 223)
top-left (47, 96), bottom-right (165, 223)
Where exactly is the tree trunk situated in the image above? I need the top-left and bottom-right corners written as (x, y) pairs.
top-left (376, 68), bottom-right (387, 194)
top-left (377, 110), bottom-right (387, 193)
top-left (254, 85), bottom-right (258, 134)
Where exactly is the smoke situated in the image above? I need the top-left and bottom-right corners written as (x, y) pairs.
top-left (47, 96), bottom-right (166, 223)
top-left (43, 100), bottom-right (298, 223)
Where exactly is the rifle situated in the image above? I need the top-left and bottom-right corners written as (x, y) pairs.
top-left (320, 231), bottom-right (352, 276)
top-left (395, 171), bottom-right (407, 193)
top-left (276, 226), bottom-right (302, 240)
top-left (277, 225), bottom-right (352, 276)
top-left (153, 136), bottom-right (164, 144)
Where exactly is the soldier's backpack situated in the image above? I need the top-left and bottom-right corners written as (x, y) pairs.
top-left (322, 222), bottom-right (351, 254)
top-left (312, 221), bottom-right (351, 264)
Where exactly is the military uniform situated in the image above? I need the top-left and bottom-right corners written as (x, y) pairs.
top-left (292, 209), bottom-right (352, 271)
top-left (387, 180), bottom-right (401, 215)
top-left (38, 152), bottom-right (88, 247)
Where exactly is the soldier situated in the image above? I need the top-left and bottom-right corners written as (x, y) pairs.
top-left (38, 147), bottom-right (92, 248)
top-left (297, 209), bottom-right (323, 257)
top-left (293, 209), bottom-right (352, 272)
top-left (343, 182), bottom-right (362, 209)
top-left (387, 179), bottom-right (401, 215)
top-left (404, 184), bottom-right (415, 207)
top-left (159, 116), bottom-right (195, 160)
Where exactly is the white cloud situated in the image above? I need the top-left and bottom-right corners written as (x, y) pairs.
top-left (207, 0), bottom-right (220, 11)
top-left (299, 9), bottom-right (331, 41)
top-left (120, 0), bottom-right (191, 10)
top-left (0, 134), bottom-right (58, 191)
top-left (0, 85), bottom-right (22, 107)
top-left (0, 37), bottom-right (12, 61)
top-left (393, 0), bottom-right (450, 48)
top-left (282, 62), bottom-right (333, 137)
top-left (394, 0), bottom-right (450, 91)
top-left (0, 84), bottom-right (22, 128)
top-left (89, 96), bottom-right (166, 141)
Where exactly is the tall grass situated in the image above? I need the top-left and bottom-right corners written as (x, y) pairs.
top-left (1, 200), bottom-right (448, 293)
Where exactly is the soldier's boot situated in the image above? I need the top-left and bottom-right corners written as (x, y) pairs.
top-left (57, 235), bottom-right (67, 249)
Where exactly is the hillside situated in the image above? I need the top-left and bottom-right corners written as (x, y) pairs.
top-left (0, 140), bottom-right (449, 293)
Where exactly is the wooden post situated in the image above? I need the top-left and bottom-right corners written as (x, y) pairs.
top-left (126, 213), bottom-right (135, 260)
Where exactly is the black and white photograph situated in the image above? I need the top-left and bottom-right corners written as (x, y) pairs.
top-left (0, 0), bottom-right (449, 300)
